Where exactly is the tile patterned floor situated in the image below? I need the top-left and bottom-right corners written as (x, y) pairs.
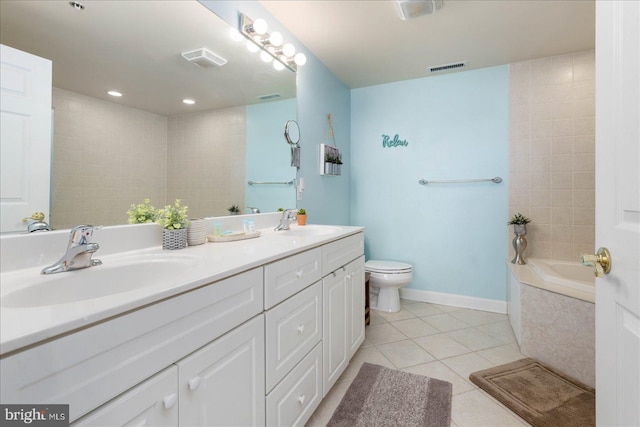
top-left (306, 300), bottom-right (532, 427)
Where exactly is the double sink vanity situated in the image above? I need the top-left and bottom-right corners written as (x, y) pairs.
top-left (0, 218), bottom-right (365, 426)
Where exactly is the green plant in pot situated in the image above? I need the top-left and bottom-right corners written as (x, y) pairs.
top-left (127, 198), bottom-right (157, 224)
top-left (508, 213), bottom-right (531, 265)
top-left (157, 199), bottom-right (189, 250)
top-left (297, 208), bottom-right (307, 226)
top-left (228, 204), bottom-right (241, 215)
top-left (508, 213), bottom-right (531, 235)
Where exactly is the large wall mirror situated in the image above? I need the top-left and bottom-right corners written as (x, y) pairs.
top-left (0, 0), bottom-right (297, 230)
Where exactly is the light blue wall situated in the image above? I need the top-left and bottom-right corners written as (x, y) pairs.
top-left (350, 66), bottom-right (509, 301)
top-left (245, 99), bottom-right (297, 212)
top-left (200, 0), bottom-right (352, 225)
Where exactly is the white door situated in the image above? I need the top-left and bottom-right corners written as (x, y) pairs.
top-left (0, 44), bottom-right (52, 233)
top-left (595, 2), bottom-right (640, 426)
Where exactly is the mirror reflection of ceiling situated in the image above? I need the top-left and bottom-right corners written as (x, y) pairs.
top-left (0, 0), bottom-right (296, 116)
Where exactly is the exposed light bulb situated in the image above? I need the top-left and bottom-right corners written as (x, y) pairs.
top-left (294, 53), bottom-right (307, 66)
top-left (229, 28), bottom-right (243, 42)
top-left (273, 60), bottom-right (285, 71)
top-left (282, 43), bottom-right (295, 58)
top-left (269, 31), bottom-right (283, 47)
top-left (260, 51), bottom-right (273, 63)
top-left (246, 40), bottom-right (259, 53)
top-left (252, 18), bottom-right (268, 35)
top-left (183, 99), bottom-right (195, 105)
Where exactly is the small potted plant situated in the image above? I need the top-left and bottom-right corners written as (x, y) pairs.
top-left (228, 204), bottom-right (241, 215)
top-left (297, 208), bottom-right (307, 226)
top-left (127, 198), bottom-right (157, 224)
top-left (508, 212), bottom-right (531, 236)
top-left (157, 199), bottom-right (189, 250)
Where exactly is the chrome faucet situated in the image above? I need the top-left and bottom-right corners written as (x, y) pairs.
top-left (41, 225), bottom-right (103, 274)
top-left (274, 209), bottom-right (297, 231)
top-left (246, 206), bottom-right (260, 214)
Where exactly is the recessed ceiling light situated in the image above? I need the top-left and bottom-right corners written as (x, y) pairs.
top-left (107, 90), bottom-right (123, 97)
top-left (183, 99), bottom-right (196, 105)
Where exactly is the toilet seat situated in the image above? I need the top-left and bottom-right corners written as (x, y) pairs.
top-left (365, 260), bottom-right (412, 274)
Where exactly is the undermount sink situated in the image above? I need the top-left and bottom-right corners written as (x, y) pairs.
top-left (2, 254), bottom-right (199, 308)
top-left (281, 225), bottom-right (344, 237)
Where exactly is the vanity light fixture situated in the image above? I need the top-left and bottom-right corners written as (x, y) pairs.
top-left (107, 90), bottom-right (123, 97)
top-left (239, 14), bottom-right (306, 72)
top-left (182, 99), bottom-right (196, 105)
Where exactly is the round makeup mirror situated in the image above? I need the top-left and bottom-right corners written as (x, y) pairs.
top-left (284, 120), bottom-right (300, 145)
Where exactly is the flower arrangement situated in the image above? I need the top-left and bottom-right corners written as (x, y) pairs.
top-left (127, 198), bottom-right (157, 224)
top-left (508, 213), bottom-right (532, 225)
top-left (157, 199), bottom-right (189, 230)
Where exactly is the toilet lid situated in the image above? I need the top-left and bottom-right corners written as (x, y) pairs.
top-left (365, 260), bottom-right (412, 274)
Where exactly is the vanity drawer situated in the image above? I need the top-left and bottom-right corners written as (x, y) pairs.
top-left (265, 281), bottom-right (322, 392)
top-left (264, 247), bottom-right (322, 309)
top-left (322, 232), bottom-right (364, 276)
top-left (266, 343), bottom-right (322, 427)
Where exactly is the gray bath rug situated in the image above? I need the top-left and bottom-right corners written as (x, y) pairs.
top-left (327, 362), bottom-right (452, 427)
top-left (469, 358), bottom-right (595, 427)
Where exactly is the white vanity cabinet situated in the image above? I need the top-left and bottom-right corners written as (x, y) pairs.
top-left (321, 234), bottom-right (365, 396)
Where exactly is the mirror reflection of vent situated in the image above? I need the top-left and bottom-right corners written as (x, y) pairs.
top-left (257, 93), bottom-right (281, 101)
top-left (181, 48), bottom-right (227, 68)
top-left (428, 61), bottom-right (467, 73)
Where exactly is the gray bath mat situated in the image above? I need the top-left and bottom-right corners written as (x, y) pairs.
top-left (469, 358), bottom-right (595, 427)
top-left (327, 362), bottom-right (452, 427)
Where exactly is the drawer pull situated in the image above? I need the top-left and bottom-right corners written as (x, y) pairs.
top-left (163, 393), bottom-right (178, 409)
top-left (296, 270), bottom-right (303, 278)
top-left (332, 271), bottom-right (337, 277)
top-left (188, 376), bottom-right (202, 391)
top-left (298, 395), bottom-right (306, 405)
top-left (297, 325), bottom-right (305, 334)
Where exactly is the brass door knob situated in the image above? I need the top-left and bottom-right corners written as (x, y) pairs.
top-left (580, 247), bottom-right (612, 277)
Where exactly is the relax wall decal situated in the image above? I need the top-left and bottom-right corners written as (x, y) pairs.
top-left (382, 134), bottom-right (409, 148)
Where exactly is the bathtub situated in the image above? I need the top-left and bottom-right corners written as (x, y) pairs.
top-left (508, 258), bottom-right (595, 387)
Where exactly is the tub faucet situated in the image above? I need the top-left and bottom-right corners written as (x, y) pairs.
top-left (275, 209), bottom-right (297, 231)
top-left (41, 225), bottom-right (103, 274)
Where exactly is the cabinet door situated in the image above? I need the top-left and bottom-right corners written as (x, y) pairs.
top-left (322, 268), bottom-right (348, 396)
top-left (177, 315), bottom-right (265, 427)
top-left (71, 366), bottom-right (178, 426)
top-left (347, 256), bottom-right (366, 359)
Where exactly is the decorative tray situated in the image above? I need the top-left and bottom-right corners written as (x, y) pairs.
top-left (207, 231), bottom-right (261, 242)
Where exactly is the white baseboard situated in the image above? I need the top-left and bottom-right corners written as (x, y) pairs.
top-left (399, 288), bottom-right (507, 314)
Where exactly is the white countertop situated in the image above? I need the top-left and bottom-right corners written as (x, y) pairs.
top-left (0, 225), bottom-right (364, 356)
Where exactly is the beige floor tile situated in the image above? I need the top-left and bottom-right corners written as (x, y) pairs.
top-left (446, 327), bottom-right (504, 351)
top-left (369, 310), bottom-right (387, 326)
top-left (451, 389), bottom-right (530, 427)
top-left (364, 323), bottom-right (407, 345)
top-left (476, 343), bottom-right (526, 366)
top-left (441, 352), bottom-right (496, 381)
top-left (429, 303), bottom-right (464, 313)
top-left (449, 309), bottom-right (508, 326)
top-left (390, 317), bottom-right (439, 338)
top-left (402, 360), bottom-right (475, 395)
top-left (476, 320), bottom-right (518, 344)
top-left (403, 302), bottom-right (444, 317)
top-left (373, 307), bottom-right (416, 322)
top-left (376, 339), bottom-right (435, 368)
top-left (413, 333), bottom-right (473, 359)
top-left (337, 346), bottom-right (395, 382)
top-left (422, 313), bottom-right (471, 332)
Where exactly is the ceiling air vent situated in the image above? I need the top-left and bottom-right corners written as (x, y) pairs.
top-left (428, 61), bottom-right (467, 73)
top-left (181, 48), bottom-right (227, 68)
top-left (257, 93), bottom-right (281, 101)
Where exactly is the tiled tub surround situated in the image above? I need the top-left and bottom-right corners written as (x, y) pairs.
top-left (508, 262), bottom-right (595, 387)
top-left (508, 50), bottom-right (595, 261)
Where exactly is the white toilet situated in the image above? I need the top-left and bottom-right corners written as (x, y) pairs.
top-left (365, 260), bottom-right (413, 313)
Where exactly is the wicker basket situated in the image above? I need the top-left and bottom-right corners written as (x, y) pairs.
top-left (162, 228), bottom-right (187, 250)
